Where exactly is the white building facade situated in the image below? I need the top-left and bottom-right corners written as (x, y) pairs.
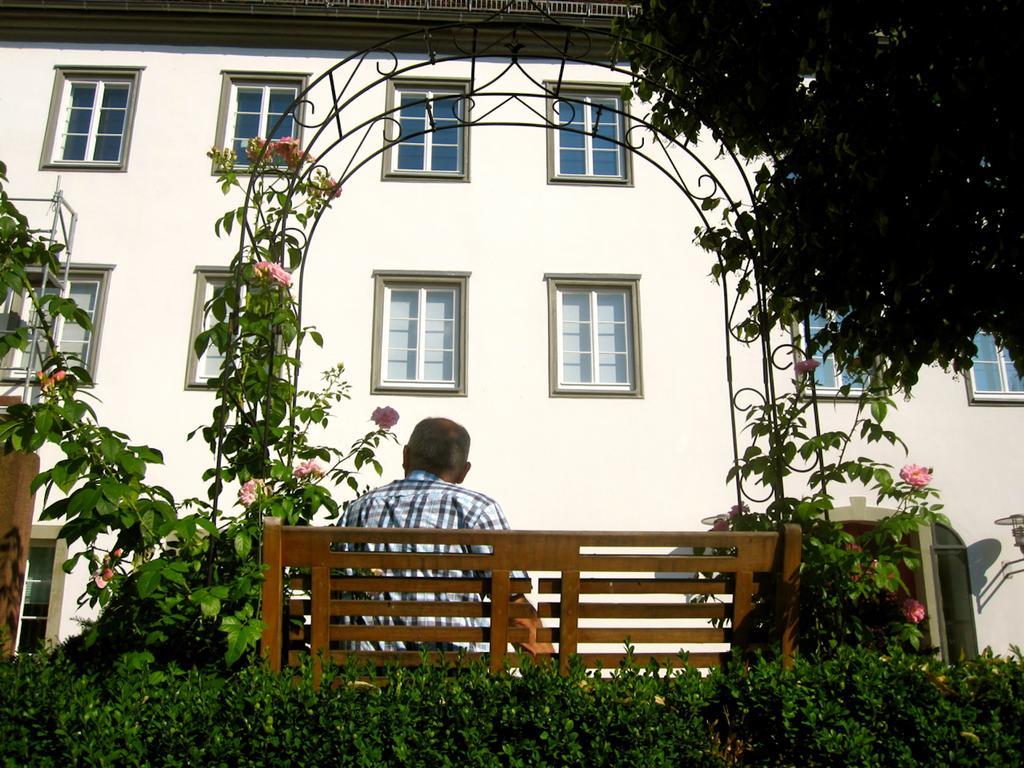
top-left (1, 0), bottom-right (1020, 659)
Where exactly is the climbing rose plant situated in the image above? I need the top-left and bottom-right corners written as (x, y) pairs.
top-left (720, 347), bottom-right (946, 654)
top-left (0, 145), bottom-right (394, 668)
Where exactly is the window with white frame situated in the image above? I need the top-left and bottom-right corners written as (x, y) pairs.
top-left (41, 68), bottom-right (141, 170)
top-left (384, 82), bottom-right (468, 179)
top-left (186, 269), bottom-right (229, 388)
top-left (215, 73), bottom-right (305, 168)
top-left (548, 88), bottom-right (630, 183)
top-left (969, 332), bottom-right (1023, 400)
top-left (15, 533), bottom-right (67, 654)
top-left (547, 276), bottom-right (642, 396)
top-left (2, 267), bottom-right (111, 380)
top-left (371, 272), bottom-right (467, 394)
top-left (803, 313), bottom-right (866, 393)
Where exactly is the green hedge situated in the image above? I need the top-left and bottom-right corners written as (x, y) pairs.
top-left (2, 649), bottom-right (1022, 767)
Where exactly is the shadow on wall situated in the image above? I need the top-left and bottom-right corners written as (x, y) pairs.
top-left (973, 538), bottom-right (1020, 611)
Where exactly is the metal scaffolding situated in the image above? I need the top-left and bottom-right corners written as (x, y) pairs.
top-left (2, 180), bottom-right (78, 404)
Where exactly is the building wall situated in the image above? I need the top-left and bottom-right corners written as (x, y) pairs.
top-left (1, 34), bottom-right (1020, 654)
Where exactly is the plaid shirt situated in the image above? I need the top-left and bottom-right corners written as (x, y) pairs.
top-left (341, 470), bottom-right (513, 651)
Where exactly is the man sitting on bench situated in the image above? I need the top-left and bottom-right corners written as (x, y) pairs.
top-left (342, 416), bottom-right (552, 656)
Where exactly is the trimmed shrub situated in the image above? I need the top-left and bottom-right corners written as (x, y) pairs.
top-left (1, 649), bottom-right (1021, 767)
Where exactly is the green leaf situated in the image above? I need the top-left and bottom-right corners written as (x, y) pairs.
top-left (136, 564), bottom-right (164, 598)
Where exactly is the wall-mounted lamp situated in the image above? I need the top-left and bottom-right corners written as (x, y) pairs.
top-left (994, 515), bottom-right (1024, 556)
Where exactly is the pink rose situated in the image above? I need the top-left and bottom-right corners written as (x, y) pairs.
top-left (101, 567), bottom-right (114, 581)
top-left (246, 136), bottom-right (268, 163)
top-left (728, 502), bottom-right (749, 518)
top-left (253, 260), bottom-right (292, 288)
top-left (711, 517), bottom-right (730, 532)
top-left (112, 548), bottom-right (123, 558)
top-left (93, 574), bottom-right (108, 589)
top-left (238, 478), bottom-right (266, 507)
top-left (899, 464), bottom-right (933, 489)
top-left (794, 358), bottom-right (821, 375)
top-left (37, 369), bottom-right (68, 392)
top-left (901, 597), bottom-right (926, 624)
top-left (293, 459), bottom-right (325, 480)
top-left (371, 406), bottom-right (400, 430)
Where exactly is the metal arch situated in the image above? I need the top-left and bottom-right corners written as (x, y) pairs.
top-left (210, 2), bottom-right (799, 525)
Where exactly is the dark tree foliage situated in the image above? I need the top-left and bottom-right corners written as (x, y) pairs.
top-left (618, 1), bottom-right (1024, 391)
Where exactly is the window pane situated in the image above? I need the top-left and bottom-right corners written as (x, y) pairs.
top-left (561, 293), bottom-right (590, 324)
top-left (431, 145), bottom-right (459, 171)
top-left (17, 543), bottom-right (55, 653)
top-left (61, 135), bottom-right (88, 162)
top-left (388, 323), bottom-right (418, 351)
top-left (559, 149), bottom-right (586, 175)
top-left (597, 323), bottom-right (626, 354)
top-left (397, 143), bottom-right (425, 170)
top-left (598, 353), bottom-right (628, 384)
top-left (562, 351), bottom-right (592, 384)
top-left (935, 545), bottom-right (978, 661)
top-left (234, 113), bottom-right (261, 142)
top-left (973, 332), bottom-right (998, 363)
top-left (424, 292), bottom-right (453, 320)
top-left (973, 361), bottom-right (1002, 392)
top-left (389, 290), bottom-right (418, 319)
top-left (592, 150), bottom-right (620, 177)
top-left (92, 135), bottom-right (122, 162)
top-left (596, 293), bottom-right (625, 323)
top-left (101, 84), bottom-right (129, 109)
top-left (557, 100), bottom-right (584, 128)
top-left (424, 319), bottom-right (454, 350)
top-left (66, 106), bottom-right (93, 135)
top-left (69, 83), bottom-right (96, 108)
top-left (1001, 348), bottom-right (1023, 391)
top-left (813, 357), bottom-right (839, 389)
top-left (387, 350), bottom-right (417, 381)
top-left (235, 88), bottom-right (263, 114)
top-left (423, 350), bottom-right (454, 382)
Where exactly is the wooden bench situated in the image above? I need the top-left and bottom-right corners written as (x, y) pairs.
top-left (260, 518), bottom-right (801, 675)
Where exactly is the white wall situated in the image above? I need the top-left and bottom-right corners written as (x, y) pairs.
top-left (1, 40), bottom-right (1020, 654)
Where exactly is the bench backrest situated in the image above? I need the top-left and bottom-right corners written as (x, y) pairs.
top-left (261, 518), bottom-right (800, 674)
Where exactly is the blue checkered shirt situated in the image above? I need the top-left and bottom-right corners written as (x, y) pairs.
top-left (341, 470), bottom-right (515, 652)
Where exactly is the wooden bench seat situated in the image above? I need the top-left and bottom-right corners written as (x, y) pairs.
top-left (260, 518), bottom-right (801, 675)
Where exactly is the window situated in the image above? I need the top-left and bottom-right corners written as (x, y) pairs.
top-left (383, 81), bottom-right (469, 180)
top-left (15, 533), bottom-right (67, 654)
top-left (2, 267), bottom-right (111, 381)
top-left (215, 73), bottom-right (306, 169)
top-left (547, 86), bottom-right (630, 183)
top-left (931, 524), bottom-right (979, 662)
top-left (968, 332), bottom-right (1023, 401)
top-left (803, 313), bottom-right (865, 393)
top-left (371, 272), bottom-right (468, 394)
top-left (546, 276), bottom-right (642, 396)
top-left (41, 68), bottom-right (142, 171)
top-left (186, 269), bottom-right (229, 388)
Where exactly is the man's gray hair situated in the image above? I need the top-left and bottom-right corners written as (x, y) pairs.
top-left (407, 417), bottom-right (471, 475)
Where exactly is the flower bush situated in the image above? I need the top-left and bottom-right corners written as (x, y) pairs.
top-left (0, 148), bottom-right (396, 669)
top-left (722, 352), bottom-right (947, 654)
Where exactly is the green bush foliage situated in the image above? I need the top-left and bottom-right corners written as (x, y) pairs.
top-left (2, 649), bottom-right (1021, 767)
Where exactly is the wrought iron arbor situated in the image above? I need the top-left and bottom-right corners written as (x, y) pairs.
top-left (214, 4), bottom-right (801, 522)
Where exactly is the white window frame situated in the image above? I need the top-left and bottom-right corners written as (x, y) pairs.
top-left (214, 72), bottom-right (307, 171)
top-left (800, 313), bottom-right (866, 396)
top-left (186, 268), bottom-right (230, 389)
top-left (546, 84), bottom-right (632, 185)
top-left (382, 79), bottom-right (470, 181)
top-left (371, 271), bottom-right (468, 395)
top-left (15, 528), bottom-right (68, 654)
top-left (967, 332), bottom-right (1024, 403)
top-left (41, 67), bottom-right (142, 171)
top-left (546, 275), bottom-right (642, 397)
top-left (2, 266), bottom-right (112, 383)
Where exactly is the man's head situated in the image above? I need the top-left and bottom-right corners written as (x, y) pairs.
top-left (403, 417), bottom-right (472, 483)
